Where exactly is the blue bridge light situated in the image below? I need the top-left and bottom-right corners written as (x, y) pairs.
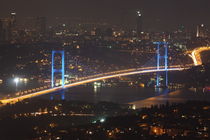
top-left (154, 42), bottom-right (168, 87)
top-left (51, 50), bottom-right (65, 88)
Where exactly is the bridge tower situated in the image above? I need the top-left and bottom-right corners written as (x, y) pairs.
top-left (51, 50), bottom-right (65, 88)
top-left (154, 42), bottom-right (168, 87)
top-left (51, 50), bottom-right (65, 100)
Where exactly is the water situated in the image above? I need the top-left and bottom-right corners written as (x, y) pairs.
top-left (44, 87), bottom-right (168, 103)
top-left (41, 86), bottom-right (210, 109)
top-left (2, 83), bottom-right (210, 109)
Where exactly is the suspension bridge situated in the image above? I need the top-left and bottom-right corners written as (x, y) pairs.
top-left (1, 42), bottom-right (206, 105)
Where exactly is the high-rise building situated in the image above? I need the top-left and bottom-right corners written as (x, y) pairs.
top-left (196, 24), bottom-right (208, 38)
top-left (136, 10), bottom-right (143, 37)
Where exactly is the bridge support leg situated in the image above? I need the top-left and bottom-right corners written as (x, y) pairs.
top-left (154, 42), bottom-right (168, 87)
top-left (164, 43), bottom-right (168, 87)
top-left (51, 51), bottom-right (55, 88)
top-left (165, 70), bottom-right (168, 87)
top-left (156, 73), bottom-right (160, 87)
top-left (51, 50), bottom-right (65, 100)
top-left (51, 50), bottom-right (65, 88)
top-left (61, 51), bottom-right (65, 88)
top-left (156, 42), bottom-right (160, 87)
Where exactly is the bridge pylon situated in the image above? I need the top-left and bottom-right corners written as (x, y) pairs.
top-left (51, 50), bottom-right (65, 88)
top-left (154, 41), bottom-right (168, 87)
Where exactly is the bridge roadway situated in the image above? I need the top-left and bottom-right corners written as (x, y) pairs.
top-left (0, 66), bottom-right (186, 105)
top-left (187, 46), bottom-right (210, 66)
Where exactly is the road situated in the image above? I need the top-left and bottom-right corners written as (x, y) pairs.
top-left (187, 46), bottom-right (210, 66)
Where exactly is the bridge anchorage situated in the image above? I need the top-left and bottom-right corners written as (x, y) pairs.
top-left (154, 41), bottom-right (168, 88)
top-left (51, 50), bottom-right (65, 100)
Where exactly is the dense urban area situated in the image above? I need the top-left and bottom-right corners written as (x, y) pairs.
top-left (1, 100), bottom-right (210, 139)
top-left (1, 1), bottom-right (210, 139)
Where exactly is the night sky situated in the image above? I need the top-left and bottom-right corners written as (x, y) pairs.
top-left (0, 0), bottom-right (210, 31)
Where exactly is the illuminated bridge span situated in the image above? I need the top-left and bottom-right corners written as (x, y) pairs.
top-left (0, 66), bottom-right (185, 105)
top-left (187, 46), bottom-right (210, 66)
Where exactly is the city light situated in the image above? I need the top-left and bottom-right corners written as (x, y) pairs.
top-left (0, 2), bottom-right (210, 139)
top-left (100, 118), bottom-right (105, 123)
top-left (132, 105), bottom-right (136, 110)
top-left (11, 12), bottom-right (16, 15)
top-left (14, 77), bottom-right (20, 84)
top-left (14, 77), bottom-right (28, 84)
top-left (137, 10), bottom-right (141, 16)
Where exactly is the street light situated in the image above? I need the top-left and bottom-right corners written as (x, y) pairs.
top-left (14, 77), bottom-right (20, 85)
top-left (100, 118), bottom-right (105, 123)
top-left (14, 77), bottom-right (20, 91)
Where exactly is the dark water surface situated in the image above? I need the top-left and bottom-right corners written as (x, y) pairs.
top-left (2, 85), bottom-right (209, 109)
top-left (43, 87), bottom-right (169, 104)
top-left (42, 87), bottom-right (210, 109)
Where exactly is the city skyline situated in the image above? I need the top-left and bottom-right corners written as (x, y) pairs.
top-left (1, 1), bottom-right (210, 139)
top-left (0, 0), bottom-right (210, 31)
